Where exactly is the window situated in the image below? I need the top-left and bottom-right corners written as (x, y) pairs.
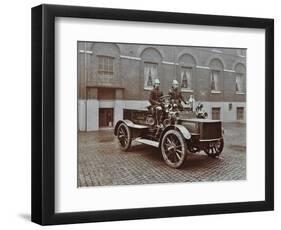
top-left (211, 70), bottom-right (220, 91)
top-left (98, 56), bottom-right (114, 75)
top-left (212, 107), bottom-right (221, 120)
top-left (144, 63), bottom-right (158, 89)
top-left (237, 107), bottom-right (244, 121)
top-left (181, 67), bottom-right (192, 90)
top-left (236, 73), bottom-right (244, 93)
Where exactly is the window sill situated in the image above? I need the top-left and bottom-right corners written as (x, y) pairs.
top-left (144, 87), bottom-right (153, 91)
top-left (181, 89), bottom-right (194, 93)
top-left (236, 92), bottom-right (245, 95)
top-left (98, 71), bottom-right (114, 75)
top-left (97, 74), bottom-right (114, 79)
top-left (211, 90), bottom-right (221, 94)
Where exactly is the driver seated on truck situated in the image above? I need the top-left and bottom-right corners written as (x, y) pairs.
top-left (168, 79), bottom-right (187, 111)
top-left (149, 78), bottom-right (163, 127)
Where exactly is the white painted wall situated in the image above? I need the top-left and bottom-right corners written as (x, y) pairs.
top-left (201, 102), bottom-right (246, 122)
top-left (99, 100), bottom-right (115, 108)
top-left (124, 100), bottom-right (150, 110)
top-left (79, 100), bottom-right (246, 131)
top-left (114, 100), bottom-right (126, 126)
top-left (87, 100), bottom-right (99, 131)
top-left (78, 100), bottom-right (86, 131)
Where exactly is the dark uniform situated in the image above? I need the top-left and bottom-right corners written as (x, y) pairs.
top-left (149, 88), bottom-right (163, 126)
top-left (149, 88), bottom-right (163, 106)
top-left (168, 88), bottom-right (187, 111)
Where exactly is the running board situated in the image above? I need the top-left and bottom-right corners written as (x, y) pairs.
top-left (135, 138), bottom-right (159, 148)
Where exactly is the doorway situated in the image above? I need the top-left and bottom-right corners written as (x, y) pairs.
top-left (212, 107), bottom-right (221, 120)
top-left (99, 108), bottom-right (114, 128)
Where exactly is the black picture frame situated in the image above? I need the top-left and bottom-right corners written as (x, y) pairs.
top-left (31, 4), bottom-right (274, 225)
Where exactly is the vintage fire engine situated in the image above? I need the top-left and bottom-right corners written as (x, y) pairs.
top-left (114, 95), bottom-right (224, 168)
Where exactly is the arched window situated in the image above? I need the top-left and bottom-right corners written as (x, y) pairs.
top-left (92, 43), bottom-right (120, 80)
top-left (178, 54), bottom-right (196, 91)
top-left (209, 58), bottom-right (224, 92)
top-left (140, 48), bottom-right (162, 90)
top-left (234, 63), bottom-right (246, 93)
top-left (144, 62), bottom-right (157, 88)
top-left (97, 55), bottom-right (114, 76)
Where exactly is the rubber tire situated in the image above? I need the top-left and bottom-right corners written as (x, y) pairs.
top-left (117, 123), bottom-right (132, 151)
top-left (161, 129), bottom-right (187, 169)
top-left (204, 138), bottom-right (224, 157)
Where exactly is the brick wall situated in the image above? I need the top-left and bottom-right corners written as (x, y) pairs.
top-left (78, 42), bottom-right (246, 130)
top-left (78, 42), bottom-right (246, 103)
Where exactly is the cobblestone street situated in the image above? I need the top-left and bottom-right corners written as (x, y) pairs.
top-left (78, 123), bottom-right (246, 187)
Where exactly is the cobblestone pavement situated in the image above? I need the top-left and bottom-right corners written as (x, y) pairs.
top-left (78, 123), bottom-right (246, 187)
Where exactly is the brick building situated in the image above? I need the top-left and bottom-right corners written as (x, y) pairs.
top-left (78, 42), bottom-right (246, 131)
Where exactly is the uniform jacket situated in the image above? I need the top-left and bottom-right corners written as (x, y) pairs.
top-left (168, 88), bottom-right (187, 104)
top-left (149, 88), bottom-right (163, 106)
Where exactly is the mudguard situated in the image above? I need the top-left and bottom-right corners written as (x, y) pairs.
top-left (160, 124), bottom-right (191, 144)
top-left (114, 120), bottom-right (148, 135)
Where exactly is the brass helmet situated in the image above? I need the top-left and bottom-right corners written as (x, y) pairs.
top-left (154, 78), bottom-right (160, 87)
top-left (172, 79), bottom-right (179, 89)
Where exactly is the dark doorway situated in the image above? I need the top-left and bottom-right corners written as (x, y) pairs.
top-left (237, 107), bottom-right (244, 121)
top-left (99, 108), bottom-right (114, 127)
top-left (212, 107), bottom-right (221, 120)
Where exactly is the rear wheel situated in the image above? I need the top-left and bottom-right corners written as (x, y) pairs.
top-left (161, 129), bottom-right (187, 169)
top-left (117, 123), bottom-right (132, 151)
top-left (204, 138), bottom-right (224, 157)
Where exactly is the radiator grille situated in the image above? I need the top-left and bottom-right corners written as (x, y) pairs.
top-left (201, 122), bottom-right (222, 139)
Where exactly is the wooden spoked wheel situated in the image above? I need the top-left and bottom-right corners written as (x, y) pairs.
top-left (117, 123), bottom-right (132, 151)
top-left (203, 138), bottom-right (224, 157)
top-left (161, 129), bottom-right (187, 169)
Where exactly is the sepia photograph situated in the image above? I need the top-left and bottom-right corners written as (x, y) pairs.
top-left (30, 4), bottom-right (274, 225)
top-left (77, 41), bottom-right (246, 187)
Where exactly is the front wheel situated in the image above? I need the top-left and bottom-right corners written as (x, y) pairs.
top-left (203, 138), bottom-right (224, 157)
top-left (161, 129), bottom-right (187, 169)
top-left (117, 123), bottom-right (132, 151)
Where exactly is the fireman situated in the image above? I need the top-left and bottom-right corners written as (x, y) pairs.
top-left (149, 79), bottom-right (163, 127)
top-left (168, 80), bottom-right (187, 111)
